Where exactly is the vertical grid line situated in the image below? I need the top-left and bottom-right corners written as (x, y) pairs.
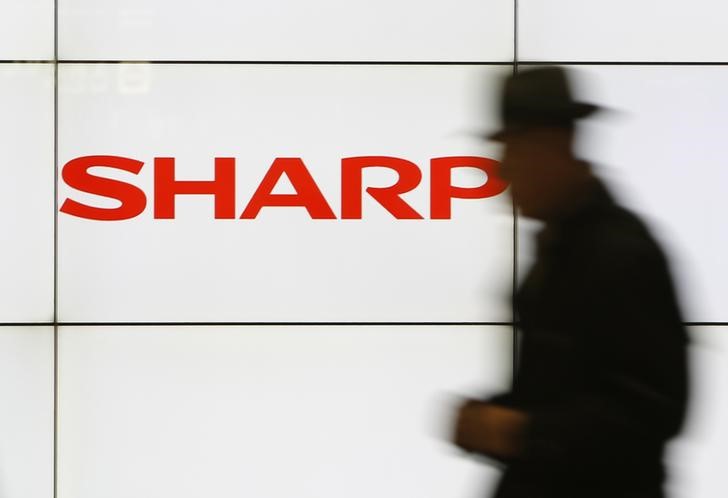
top-left (511, 0), bottom-right (520, 383)
top-left (514, 0), bottom-right (519, 74)
top-left (52, 0), bottom-right (59, 496)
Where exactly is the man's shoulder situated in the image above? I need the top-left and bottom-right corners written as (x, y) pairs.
top-left (569, 181), bottom-right (661, 257)
top-left (590, 204), bottom-right (655, 248)
top-left (575, 201), bottom-right (669, 280)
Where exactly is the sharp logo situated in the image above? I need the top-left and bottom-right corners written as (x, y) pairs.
top-left (60, 155), bottom-right (508, 220)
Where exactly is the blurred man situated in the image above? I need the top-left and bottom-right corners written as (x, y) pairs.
top-left (452, 67), bottom-right (689, 498)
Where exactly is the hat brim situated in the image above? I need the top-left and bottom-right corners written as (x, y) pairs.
top-left (486, 126), bottom-right (522, 141)
top-left (485, 102), bottom-right (599, 141)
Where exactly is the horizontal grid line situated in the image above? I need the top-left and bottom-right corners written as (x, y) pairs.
top-left (3, 60), bottom-right (728, 66)
top-left (16, 60), bottom-right (514, 66)
top-left (0, 323), bottom-right (57, 327)
top-left (0, 60), bottom-right (56, 64)
top-left (2, 321), bottom-right (728, 327)
top-left (1, 321), bottom-right (512, 327)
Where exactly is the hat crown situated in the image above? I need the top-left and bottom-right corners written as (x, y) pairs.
top-left (499, 66), bottom-right (596, 126)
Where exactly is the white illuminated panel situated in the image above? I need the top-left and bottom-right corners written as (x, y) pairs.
top-left (0, 327), bottom-right (54, 498)
top-left (57, 64), bottom-right (513, 322)
top-left (58, 0), bottom-right (513, 61)
top-left (667, 327), bottom-right (728, 498)
top-left (540, 66), bottom-right (728, 322)
top-left (57, 325), bottom-right (512, 498)
top-left (0, 0), bottom-right (53, 60)
top-left (0, 64), bottom-right (54, 322)
top-left (519, 1), bottom-right (728, 62)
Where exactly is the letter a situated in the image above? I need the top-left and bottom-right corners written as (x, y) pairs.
top-left (241, 158), bottom-right (336, 219)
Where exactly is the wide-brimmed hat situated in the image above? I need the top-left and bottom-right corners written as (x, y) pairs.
top-left (488, 66), bottom-right (598, 141)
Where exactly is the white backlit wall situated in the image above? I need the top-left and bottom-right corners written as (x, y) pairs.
top-left (0, 328), bottom-right (53, 498)
top-left (58, 0), bottom-right (514, 61)
top-left (57, 326), bottom-right (511, 498)
top-left (0, 64), bottom-right (54, 322)
top-left (666, 328), bottom-right (728, 498)
top-left (57, 64), bottom-right (513, 322)
top-left (2, 1), bottom-right (728, 498)
top-left (0, 0), bottom-right (53, 59)
top-left (519, 0), bottom-right (728, 62)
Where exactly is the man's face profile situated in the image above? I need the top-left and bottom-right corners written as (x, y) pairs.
top-left (496, 126), bottom-right (576, 221)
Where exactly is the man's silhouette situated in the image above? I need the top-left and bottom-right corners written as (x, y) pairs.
top-left (452, 67), bottom-right (689, 498)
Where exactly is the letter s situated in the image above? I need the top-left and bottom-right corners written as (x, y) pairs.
top-left (60, 155), bottom-right (146, 221)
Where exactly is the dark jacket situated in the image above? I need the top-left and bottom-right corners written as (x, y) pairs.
top-left (491, 178), bottom-right (689, 498)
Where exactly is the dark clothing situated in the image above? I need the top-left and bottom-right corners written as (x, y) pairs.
top-left (491, 178), bottom-right (689, 498)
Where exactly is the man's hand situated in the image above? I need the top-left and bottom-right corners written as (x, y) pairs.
top-left (452, 400), bottom-right (529, 459)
